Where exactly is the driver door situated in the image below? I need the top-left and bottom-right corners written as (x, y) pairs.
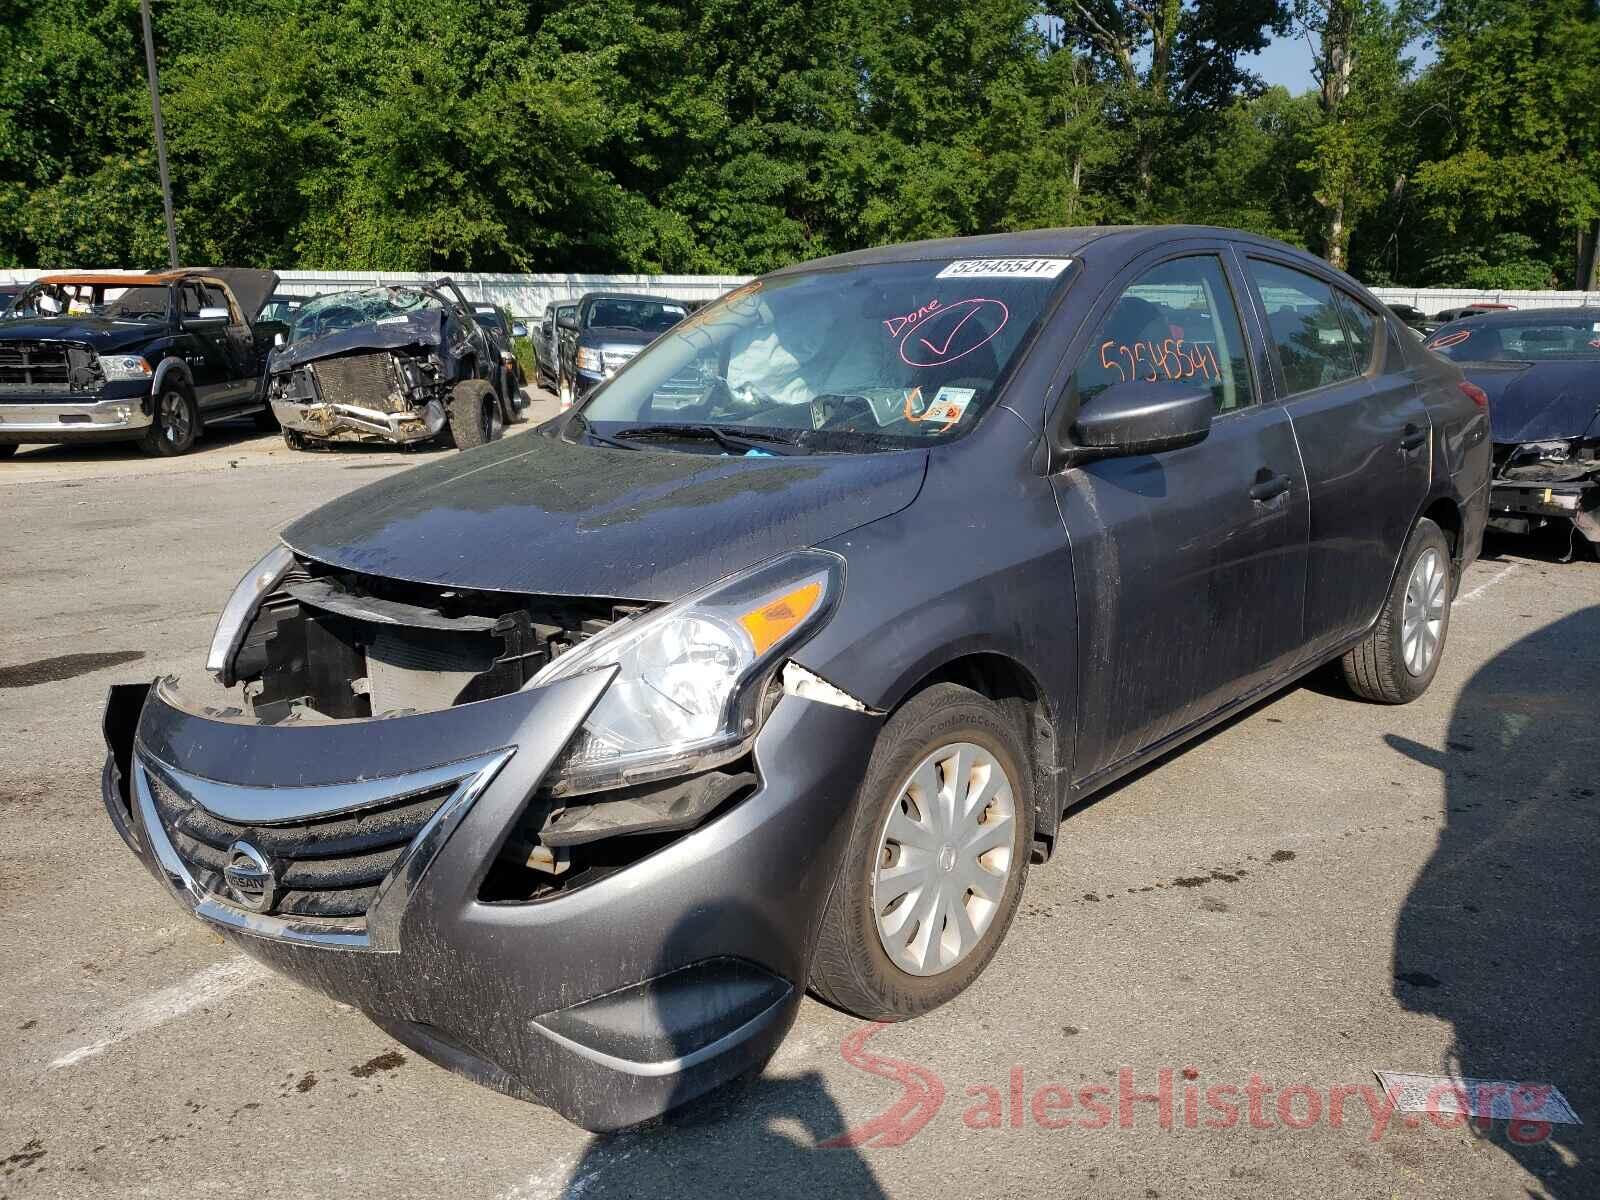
top-left (1051, 250), bottom-right (1310, 782)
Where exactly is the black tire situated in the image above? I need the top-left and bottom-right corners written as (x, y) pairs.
top-left (447, 379), bottom-right (500, 450)
top-left (0, 443), bottom-right (16, 460)
top-left (282, 428), bottom-right (308, 451)
top-left (809, 683), bottom-right (1033, 1021)
top-left (141, 385), bottom-right (199, 457)
top-left (1341, 517), bottom-right (1453, 703)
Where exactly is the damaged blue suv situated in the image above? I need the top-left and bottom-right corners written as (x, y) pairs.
top-left (102, 227), bottom-right (1489, 1130)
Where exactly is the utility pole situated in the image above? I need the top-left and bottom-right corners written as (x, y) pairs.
top-left (139, 0), bottom-right (180, 268)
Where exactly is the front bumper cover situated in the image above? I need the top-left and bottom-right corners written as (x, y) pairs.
top-left (272, 396), bottom-right (446, 445)
top-left (101, 674), bottom-right (879, 1130)
top-left (0, 394), bottom-right (154, 442)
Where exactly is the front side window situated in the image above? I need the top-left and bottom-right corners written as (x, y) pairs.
top-left (1248, 259), bottom-right (1358, 395)
top-left (1073, 255), bottom-right (1255, 414)
top-left (577, 258), bottom-right (1074, 451)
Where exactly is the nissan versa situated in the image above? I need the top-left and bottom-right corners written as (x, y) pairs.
top-left (101, 227), bottom-right (1489, 1131)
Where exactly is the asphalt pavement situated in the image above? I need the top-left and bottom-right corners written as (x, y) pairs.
top-left (2, 403), bottom-right (1594, 1199)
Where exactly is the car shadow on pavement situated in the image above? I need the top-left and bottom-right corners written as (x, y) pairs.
top-left (556, 902), bottom-right (887, 1200)
top-left (1386, 605), bottom-right (1599, 1198)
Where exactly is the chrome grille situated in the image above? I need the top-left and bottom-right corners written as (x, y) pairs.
top-left (146, 769), bottom-right (454, 925)
top-left (310, 353), bottom-right (400, 412)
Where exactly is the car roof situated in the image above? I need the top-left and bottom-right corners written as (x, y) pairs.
top-left (32, 271), bottom-right (189, 287)
top-left (581, 292), bottom-right (686, 305)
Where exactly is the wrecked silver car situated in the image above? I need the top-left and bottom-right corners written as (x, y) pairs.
top-left (268, 281), bottom-right (517, 450)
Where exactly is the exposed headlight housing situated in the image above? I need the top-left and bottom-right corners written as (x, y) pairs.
top-left (206, 544), bottom-right (296, 685)
top-left (98, 354), bottom-right (152, 382)
top-left (576, 346), bottom-right (604, 373)
top-left (530, 550), bottom-right (844, 796)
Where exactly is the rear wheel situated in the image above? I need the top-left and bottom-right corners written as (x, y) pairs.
top-left (448, 379), bottom-right (501, 450)
top-left (141, 385), bottom-right (198, 456)
top-left (1341, 517), bottom-right (1452, 703)
top-left (810, 683), bottom-right (1032, 1020)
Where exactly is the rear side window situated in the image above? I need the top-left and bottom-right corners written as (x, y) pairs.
top-left (1247, 259), bottom-right (1358, 395)
top-left (1075, 255), bottom-right (1256, 413)
top-left (1334, 291), bottom-right (1378, 373)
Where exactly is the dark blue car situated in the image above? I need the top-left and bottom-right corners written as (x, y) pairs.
top-left (1426, 307), bottom-right (1600, 550)
top-left (101, 227), bottom-right (1489, 1130)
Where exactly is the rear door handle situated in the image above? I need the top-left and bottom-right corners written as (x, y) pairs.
top-left (1400, 423), bottom-right (1427, 452)
top-left (1249, 470), bottom-right (1292, 503)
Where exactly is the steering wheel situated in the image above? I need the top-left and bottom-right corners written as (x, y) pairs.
top-left (809, 392), bottom-right (876, 431)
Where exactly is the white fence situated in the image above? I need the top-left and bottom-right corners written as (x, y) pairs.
top-left (1370, 287), bottom-right (1600, 313)
top-left (5, 265), bottom-right (1596, 319)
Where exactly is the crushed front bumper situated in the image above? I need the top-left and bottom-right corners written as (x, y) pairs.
top-left (0, 394), bottom-right (153, 443)
top-left (101, 675), bottom-right (879, 1130)
top-left (271, 397), bottom-right (446, 445)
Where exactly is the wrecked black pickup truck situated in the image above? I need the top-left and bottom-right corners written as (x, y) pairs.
top-left (1426, 308), bottom-right (1600, 550)
top-left (268, 280), bottom-right (517, 451)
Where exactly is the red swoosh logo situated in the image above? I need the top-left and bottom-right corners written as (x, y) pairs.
top-left (819, 1023), bottom-right (945, 1148)
top-left (919, 307), bottom-right (982, 358)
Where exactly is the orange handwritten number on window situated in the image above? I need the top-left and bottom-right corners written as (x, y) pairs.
top-left (1100, 340), bottom-right (1125, 381)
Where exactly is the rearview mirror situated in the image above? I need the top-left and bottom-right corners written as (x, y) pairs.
top-left (511, 322), bottom-right (528, 338)
top-left (1058, 379), bottom-right (1213, 464)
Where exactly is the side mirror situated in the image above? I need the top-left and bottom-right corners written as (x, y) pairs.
top-left (511, 322), bottom-right (528, 339)
top-left (273, 331), bottom-right (286, 348)
top-left (193, 306), bottom-right (230, 321)
top-left (558, 313), bottom-right (579, 331)
top-left (1056, 379), bottom-right (1213, 465)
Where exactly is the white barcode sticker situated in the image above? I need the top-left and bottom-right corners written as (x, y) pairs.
top-left (935, 258), bottom-right (1071, 280)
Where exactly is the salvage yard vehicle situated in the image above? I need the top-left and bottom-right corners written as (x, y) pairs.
top-left (535, 301), bottom-right (574, 389)
top-left (471, 302), bottom-right (530, 399)
top-left (268, 280), bottom-right (516, 451)
top-left (101, 227), bottom-right (1489, 1131)
top-left (0, 268), bottom-right (279, 457)
top-left (554, 291), bottom-right (688, 409)
top-left (1426, 307), bottom-right (1600, 550)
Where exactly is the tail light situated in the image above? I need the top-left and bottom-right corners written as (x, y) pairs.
top-left (1459, 381), bottom-right (1488, 409)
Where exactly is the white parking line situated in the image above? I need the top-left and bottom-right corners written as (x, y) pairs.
top-left (1457, 563), bottom-right (1520, 606)
top-left (46, 958), bottom-right (267, 1072)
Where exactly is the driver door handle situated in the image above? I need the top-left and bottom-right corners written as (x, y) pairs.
top-left (1249, 470), bottom-right (1292, 503)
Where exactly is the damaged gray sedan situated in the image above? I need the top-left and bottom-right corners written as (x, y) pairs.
top-left (269, 281), bottom-right (517, 450)
top-left (102, 227), bottom-right (1488, 1131)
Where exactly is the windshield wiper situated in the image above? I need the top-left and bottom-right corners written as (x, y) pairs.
top-left (612, 424), bottom-right (810, 455)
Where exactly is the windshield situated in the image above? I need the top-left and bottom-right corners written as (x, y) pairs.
top-left (585, 298), bottom-right (686, 333)
top-left (475, 308), bottom-right (508, 334)
top-left (576, 259), bottom-right (1072, 451)
top-left (290, 287), bottom-right (441, 343)
top-left (258, 298), bottom-right (303, 324)
top-left (1428, 317), bottom-right (1600, 362)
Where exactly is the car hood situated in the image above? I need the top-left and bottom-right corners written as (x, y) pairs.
top-left (0, 316), bottom-right (158, 352)
top-left (581, 326), bottom-right (657, 349)
top-left (280, 433), bottom-right (929, 602)
top-left (272, 310), bottom-right (447, 371)
top-left (1463, 361), bottom-right (1600, 443)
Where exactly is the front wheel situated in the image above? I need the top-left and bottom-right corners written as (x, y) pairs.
top-left (1341, 517), bottom-right (1452, 703)
top-left (809, 683), bottom-right (1032, 1021)
top-left (447, 379), bottom-right (501, 450)
top-left (141, 386), bottom-right (199, 456)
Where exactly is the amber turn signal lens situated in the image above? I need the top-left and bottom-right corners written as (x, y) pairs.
top-left (738, 581), bottom-right (824, 655)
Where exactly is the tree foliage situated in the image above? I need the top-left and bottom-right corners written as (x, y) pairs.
top-left (0, 0), bottom-right (1595, 286)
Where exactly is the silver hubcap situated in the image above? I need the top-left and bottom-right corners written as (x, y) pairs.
top-left (872, 741), bottom-right (1016, 977)
top-left (161, 392), bottom-right (190, 445)
top-left (1401, 546), bottom-right (1447, 676)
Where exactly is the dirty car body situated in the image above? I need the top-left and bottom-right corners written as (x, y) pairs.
top-left (268, 280), bottom-right (513, 446)
top-left (1427, 308), bottom-right (1600, 546)
top-left (104, 227), bottom-right (1488, 1130)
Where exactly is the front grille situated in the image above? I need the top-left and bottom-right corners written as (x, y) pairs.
top-left (0, 341), bottom-right (72, 393)
top-left (146, 769), bottom-right (454, 925)
top-left (310, 353), bottom-right (401, 413)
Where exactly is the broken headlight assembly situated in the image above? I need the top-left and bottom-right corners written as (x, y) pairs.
top-left (528, 550), bottom-right (844, 797)
top-left (206, 543), bottom-right (296, 685)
